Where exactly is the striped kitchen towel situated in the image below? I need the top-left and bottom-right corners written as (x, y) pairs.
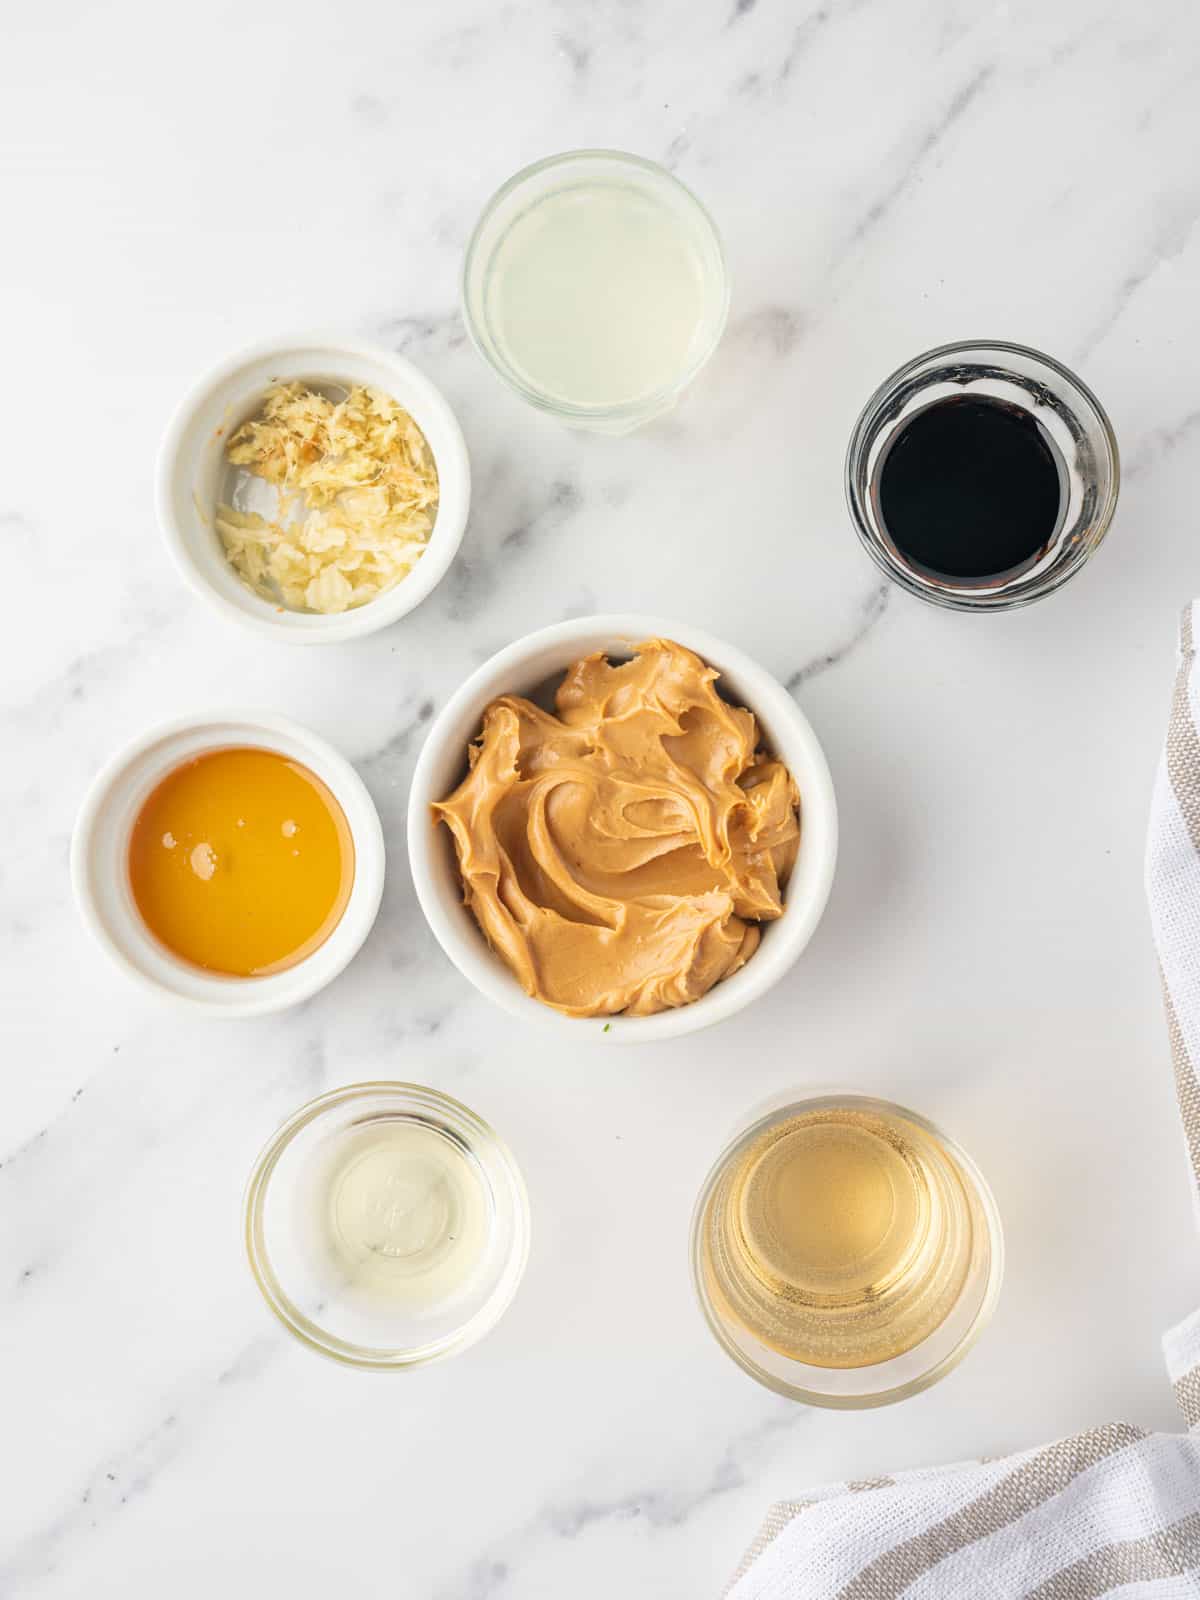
top-left (725, 605), bottom-right (1200, 1599)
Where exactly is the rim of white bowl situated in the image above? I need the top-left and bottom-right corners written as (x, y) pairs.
top-left (70, 711), bottom-right (386, 1016)
top-left (407, 614), bottom-right (838, 1043)
top-left (155, 333), bottom-right (471, 644)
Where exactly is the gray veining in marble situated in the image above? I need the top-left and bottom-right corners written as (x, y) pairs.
top-left (4, 1), bottom-right (1200, 1595)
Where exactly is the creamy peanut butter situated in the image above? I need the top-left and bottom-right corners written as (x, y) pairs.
top-left (433, 638), bottom-right (801, 1017)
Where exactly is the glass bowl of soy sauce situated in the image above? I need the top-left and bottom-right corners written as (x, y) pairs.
top-left (845, 340), bottom-right (1119, 611)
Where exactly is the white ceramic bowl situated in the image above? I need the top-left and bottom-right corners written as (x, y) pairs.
top-left (156, 335), bottom-right (470, 643)
top-left (408, 615), bottom-right (838, 1043)
top-left (71, 713), bottom-right (385, 1016)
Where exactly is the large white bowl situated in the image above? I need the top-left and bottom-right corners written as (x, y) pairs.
top-left (156, 335), bottom-right (470, 643)
top-left (408, 615), bottom-right (838, 1043)
top-left (71, 712), bottom-right (385, 1016)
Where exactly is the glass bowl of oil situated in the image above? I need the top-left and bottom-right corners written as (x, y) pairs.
top-left (463, 150), bottom-right (729, 432)
top-left (690, 1093), bottom-right (1003, 1407)
top-left (244, 1083), bottom-right (530, 1370)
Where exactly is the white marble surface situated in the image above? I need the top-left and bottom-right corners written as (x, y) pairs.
top-left (4, 1), bottom-right (1200, 1594)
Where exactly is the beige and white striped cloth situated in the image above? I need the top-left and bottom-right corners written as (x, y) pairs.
top-left (725, 605), bottom-right (1200, 1599)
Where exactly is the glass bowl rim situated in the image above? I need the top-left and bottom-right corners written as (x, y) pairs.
top-left (843, 338), bottom-right (1121, 613)
top-left (460, 147), bottom-right (730, 424)
top-left (688, 1091), bottom-right (1005, 1408)
top-left (243, 1080), bottom-right (531, 1371)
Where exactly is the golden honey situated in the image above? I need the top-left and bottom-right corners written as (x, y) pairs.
top-left (128, 747), bottom-right (354, 977)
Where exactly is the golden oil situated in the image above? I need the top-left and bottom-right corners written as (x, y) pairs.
top-left (699, 1100), bottom-right (989, 1370)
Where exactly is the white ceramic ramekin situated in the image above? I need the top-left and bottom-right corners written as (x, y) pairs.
top-left (407, 615), bottom-right (838, 1043)
top-left (156, 335), bottom-right (470, 643)
top-left (71, 713), bottom-right (385, 1016)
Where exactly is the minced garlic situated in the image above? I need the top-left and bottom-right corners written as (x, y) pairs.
top-left (215, 381), bottom-right (439, 614)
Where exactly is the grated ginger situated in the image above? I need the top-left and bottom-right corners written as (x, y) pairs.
top-left (215, 381), bottom-right (439, 614)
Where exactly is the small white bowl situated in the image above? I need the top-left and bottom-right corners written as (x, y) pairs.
top-left (408, 615), bottom-right (838, 1043)
top-left (71, 713), bottom-right (385, 1016)
top-left (156, 335), bottom-right (470, 643)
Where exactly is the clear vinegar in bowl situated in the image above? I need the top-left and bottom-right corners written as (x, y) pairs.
top-left (303, 1115), bottom-right (491, 1311)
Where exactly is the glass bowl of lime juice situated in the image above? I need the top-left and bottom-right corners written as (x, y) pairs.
top-left (463, 149), bottom-right (729, 433)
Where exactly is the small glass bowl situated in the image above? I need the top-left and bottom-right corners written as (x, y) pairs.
top-left (845, 340), bottom-right (1119, 611)
top-left (690, 1093), bottom-right (1003, 1408)
top-left (244, 1083), bottom-right (530, 1370)
top-left (462, 150), bottom-right (729, 433)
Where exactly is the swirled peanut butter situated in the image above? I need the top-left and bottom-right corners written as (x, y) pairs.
top-left (432, 638), bottom-right (801, 1017)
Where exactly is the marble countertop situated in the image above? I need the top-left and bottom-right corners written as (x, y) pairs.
top-left (5, 1), bottom-right (1200, 1594)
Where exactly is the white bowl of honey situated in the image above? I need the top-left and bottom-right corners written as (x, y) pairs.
top-left (71, 713), bottom-right (384, 1015)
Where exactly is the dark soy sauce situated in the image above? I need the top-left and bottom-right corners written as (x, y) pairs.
top-left (877, 396), bottom-right (1064, 583)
